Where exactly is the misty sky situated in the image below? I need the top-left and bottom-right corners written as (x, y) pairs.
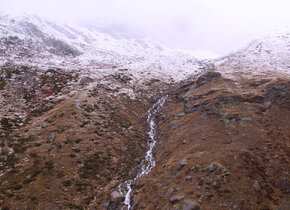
top-left (1, 0), bottom-right (290, 56)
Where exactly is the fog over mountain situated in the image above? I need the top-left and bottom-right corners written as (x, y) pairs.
top-left (1, 0), bottom-right (290, 57)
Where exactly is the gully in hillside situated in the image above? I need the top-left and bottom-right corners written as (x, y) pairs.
top-left (118, 96), bottom-right (168, 210)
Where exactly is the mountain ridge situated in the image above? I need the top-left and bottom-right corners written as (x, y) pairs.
top-left (0, 14), bottom-right (289, 210)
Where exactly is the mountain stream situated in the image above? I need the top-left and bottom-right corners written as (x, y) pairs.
top-left (118, 96), bottom-right (168, 209)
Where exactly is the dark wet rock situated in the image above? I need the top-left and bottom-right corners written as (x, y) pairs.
top-left (264, 81), bottom-right (290, 105)
top-left (169, 123), bottom-right (182, 130)
top-left (169, 195), bottom-right (185, 204)
top-left (165, 187), bottom-right (174, 198)
top-left (46, 132), bottom-right (55, 143)
top-left (183, 200), bottom-right (200, 210)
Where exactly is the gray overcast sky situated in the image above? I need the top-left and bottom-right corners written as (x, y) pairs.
top-left (1, 0), bottom-right (290, 56)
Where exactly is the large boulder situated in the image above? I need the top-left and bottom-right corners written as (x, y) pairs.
top-left (110, 191), bottom-right (124, 203)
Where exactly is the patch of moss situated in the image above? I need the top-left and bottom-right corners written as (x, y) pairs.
top-left (57, 172), bottom-right (64, 178)
top-left (0, 118), bottom-right (13, 130)
top-left (62, 180), bottom-right (72, 187)
top-left (69, 154), bottom-right (76, 158)
top-left (0, 77), bottom-right (6, 89)
top-left (13, 185), bottom-right (23, 191)
top-left (45, 161), bottom-right (54, 169)
top-left (80, 121), bottom-right (90, 128)
top-left (72, 148), bottom-right (81, 153)
top-left (75, 138), bottom-right (83, 144)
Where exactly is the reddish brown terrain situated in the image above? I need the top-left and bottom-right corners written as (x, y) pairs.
top-left (131, 71), bottom-right (290, 210)
top-left (0, 15), bottom-right (290, 210)
top-left (0, 64), bottom-right (170, 209)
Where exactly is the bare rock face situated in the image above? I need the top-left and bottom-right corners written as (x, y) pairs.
top-left (196, 71), bottom-right (221, 87)
top-left (264, 81), bottom-right (290, 106)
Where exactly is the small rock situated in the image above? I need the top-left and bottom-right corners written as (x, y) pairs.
top-left (191, 166), bottom-right (199, 172)
top-left (77, 163), bottom-right (84, 168)
top-left (175, 159), bottom-right (187, 171)
top-left (67, 137), bottom-right (74, 143)
top-left (182, 140), bottom-right (187, 144)
top-left (174, 112), bottom-right (185, 120)
top-left (47, 132), bottom-right (55, 143)
top-left (183, 200), bottom-right (200, 210)
top-left (197, 195), bottom-right (203, 204)
top-left (253, 180), bottom-right (260, 190)
top-left (50, 144), bottom-right (58, 154)
top-left (204, 163), bottom-right (215, 172)
top-left (169, 195), bottom-right (185, 204)
top-left (169, 123), bottom-right (182, 130)
top-left (132, 198), bottom-right (139, 209)
top-left (224, 171), bottom-right (231, 176)
top-left (185, 176), bottom-right (192, 181)
top-left (164, 187), bottom-right (173, 198)
top-left (110, 191), bottom-right (124, 203)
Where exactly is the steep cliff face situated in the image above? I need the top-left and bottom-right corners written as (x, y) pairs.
top-left (131, 71), bottom-right (290, 209)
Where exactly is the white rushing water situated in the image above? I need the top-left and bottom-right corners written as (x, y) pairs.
top-left (118, 95), bottom-right (168, 210)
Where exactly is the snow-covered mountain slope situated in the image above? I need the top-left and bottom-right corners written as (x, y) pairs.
top-left (0, 15), bottom-right (204, 83)
top-left (215, 27), bottom-right (290, 79)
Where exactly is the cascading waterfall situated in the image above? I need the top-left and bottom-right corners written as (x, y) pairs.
top-left (118, 95), bottom-right (168, 210)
